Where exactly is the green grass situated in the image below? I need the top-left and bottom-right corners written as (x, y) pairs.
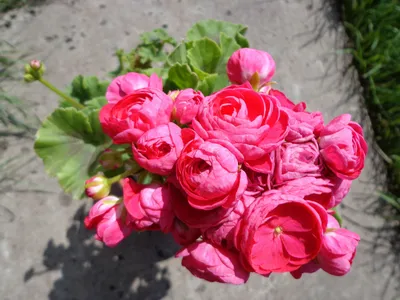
top-left (0, 0), bottom-right (27, 12)
top-left (341, 0), bottom-right (400, 217)
top-left (0, 0), bottom-right (45, 13)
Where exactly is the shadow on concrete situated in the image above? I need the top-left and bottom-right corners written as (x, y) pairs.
top-left (24, 204), bottom-right (179, 300)
top-left (295, 1), bottom-right (400, 298)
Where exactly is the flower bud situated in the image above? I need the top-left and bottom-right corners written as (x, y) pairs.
top-left (85, 175), bottom-right (110, 200)
top-left (30, 60), bottom-right (41, 70)
top-left (124, 159), bottom-right (142, 173)
top-left (98, 148), bottom-right (123, 170)
top-left (23, 74), bottom-right (35, 83)
top-left (227, 48), bottom-right (275, 89)
top-left (23, 59), bottom-right (45, 82)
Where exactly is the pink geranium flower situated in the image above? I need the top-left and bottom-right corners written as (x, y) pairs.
top-left (235, 191), bottom-right (325, 274)
top-left (319, 114), bottom-right (368, 179)
top-left (106, 72), bottom-right (162, 104)
top-left (227, 48), bottom-right (275, 88)
top-left (176, 241), bottom-right (250, 284)
top-left (132, 122), bottom-right (184, 176)
top-left (84, 196), bottom-right (134, 247)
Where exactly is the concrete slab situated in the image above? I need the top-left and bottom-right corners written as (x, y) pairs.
top-left (1, 0), bottom-right (398, 299)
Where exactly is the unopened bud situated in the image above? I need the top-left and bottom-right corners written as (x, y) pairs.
top-left (85, 175), bottom-right (110, 200)
top-left (24, 59), bottom-right (45, 82)
top-left (124, 159), bottom-right (142, 173)
top-left (23, 74), bottom-right (35, 83)
top-left (30, 60), bottom-right (41, 70)
top-left (99, 148), bottom-right (123, 170)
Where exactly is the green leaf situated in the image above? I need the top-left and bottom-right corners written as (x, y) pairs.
top-left (34, 108), bottom-right (111, 199)
top-left (167, 43), bottom-right (187, 66)
top-left (216, 33), bottom-right (241, 73)
top-left (235, 32), bottom-right (249, 48)
top-left (167, 63), bottom-right (199, 89)
top-left (187, 38), bottom-right (222, 76)
top-left (140, 67), bottom-right (169, 82)
top-left (186, 20), bottom-right (248, 45)
top-left (197, 74), bottom-right (229, 96)
top-left (135, 28), bottom-right (177, 67)
top-left (69, 75), bottom-right (109, 104)
top-left (84, 96), bottom-right (107, 111)
top-left (140, 28), bottom-right (177, 47)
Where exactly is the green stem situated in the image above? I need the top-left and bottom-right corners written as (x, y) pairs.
top-left (108, 169), bottom-right (134, 184)
top-left (38, 78), bottom-right (85, 109)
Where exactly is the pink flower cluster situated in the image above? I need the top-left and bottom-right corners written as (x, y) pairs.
top-left (85, 48), bottom-right (367, 284)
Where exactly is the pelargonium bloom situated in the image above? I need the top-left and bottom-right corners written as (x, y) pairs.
top-left (172, 88), bottom-right (204, 124)
top-left (278, 176), bottom-right (351, 209)
top-left (235, 190), bottom-right (325, 274)
top-left (291, 214), bottom-right (360, 278)
top-left (170, 218), bottom-right (201, 246)
top-left (192, 84), bottom-right (289, 173)
top-left (176, 241), bottom-right (250, 284)
top-left (132, 122), bottom-right (184, 176)
top-left (318, 215), bottom-right (360, 276)
top-left (84, 196), bottom-right (134, 247)
top-left (244, 165), bottom-right (272, 196)
top-left (274, 138), bottom-right (323, 184)
top-left (227, 48), bottom-right (275, 88)
top-left (123, 178), bottom-right (175, 232)
top-left (176, 130), bottom-right (247, 210)
top-left (319, 114), bottom-right (368, 179)
top-left (100, 88), bottom-right (173, 144)
top-left (106, 72), bottom-right (162, 104)
top-left (203, 194), bottom-right (256, 249)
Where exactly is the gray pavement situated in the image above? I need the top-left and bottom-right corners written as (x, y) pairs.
top-left (0, 0), bottom-right (398, 299)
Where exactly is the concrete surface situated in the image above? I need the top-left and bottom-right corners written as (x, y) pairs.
top-left (0, 0), bottom-right (399, 299)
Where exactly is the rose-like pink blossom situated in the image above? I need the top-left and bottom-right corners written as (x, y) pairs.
top-left (319, 114), bottom-right (368, 179)
top-left (192, 85), bottom-right (288, 173)
top-left (244, 166), bottom-right (272, 196)
top-left (203, 194), bottom-right (255, 249)
top-left (318, 224), bottom-right (360, 276)
top-left (123, 178), bottom-right (174, 232)
top-left (176, 132), bottom-right (247, 210)
top-left (84, 196), bottom-right (134, 247)
top-left (286, 110), bottom-right (324, 143)
top-left (132, 123), bottom-right (184, 175)
top-left (172, 88), bottom-right (204, 124)
top-left (278, 176), bottom-right (352, 209)
top-left (290, 214), bottom-right (359, 278)
top-left (170, 218), bottom-right (201, 246)
top-left (227, 48), bottom-right (275, 88)
top-left (274, 139), bottom-right (322, 184)
top-left (106, 72), bottom-right (162, 104)
top-left (235, 190), bottom-right (324, 274)
top-left (176, 241), bottom-right (250, 284)
top-left (267, 89), bottom-right (324, 142)
top-left (100, 88), bottom-right (173, 144)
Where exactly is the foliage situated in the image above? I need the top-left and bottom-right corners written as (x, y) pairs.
top-left (0, 0), bottom-right (26, 12)
top-left (33, 20), bottom-right (249, 199)
top-left (341, 0), bottom-right (400, 214)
